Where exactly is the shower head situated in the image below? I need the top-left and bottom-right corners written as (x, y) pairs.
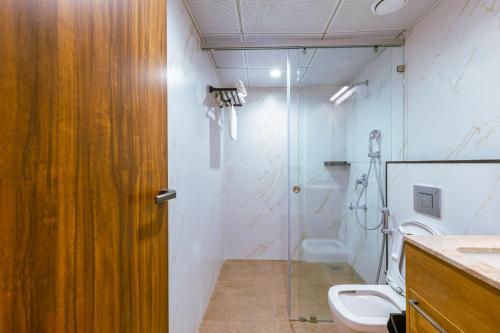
top-left (369, 130), bottom-right (381, 140)
top-left (329, 80), bottom-right (369, 105)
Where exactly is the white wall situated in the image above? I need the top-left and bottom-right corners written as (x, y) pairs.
top-left (342, 48), bottom-right (404, 283)
top-left (223, 88), bottom-right (289, 259)
top-left (299, 86), bottom-right (350, 244)
top-left (167, 1), bottom-right (225, 332)
top-left (221, 47), bottom-right (404, 264)
top-left (387, 163), bottom-right (500, 236)
top-left (344, 0), bottom-right (500, 281)
top-left (404, 0), bottom-right (500, 160)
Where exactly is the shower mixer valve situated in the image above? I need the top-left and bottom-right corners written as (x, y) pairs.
top-left (355, 173), bottom-right (368, 190)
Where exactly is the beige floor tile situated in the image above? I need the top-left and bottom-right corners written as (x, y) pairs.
top-left (317, 322), bottom-right (337, 333)
top-left (198, 320), bottom-right (279, 333)
top-left (199, 260), bottom-right (353, 332)
top-left (321, 262), bottom-right (365, 285)
top-left (298, 263), bottom-right (331, 284)
top-left (203, 290), bottom-right (278, 322)
top-left (219, 260), bottom-right (274, 283)
top-left (278, 321), bottom-right (337, 333)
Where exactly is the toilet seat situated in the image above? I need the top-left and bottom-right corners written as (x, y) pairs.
top-left (328, 220), bottom-right (442, 333)
top-left (328, 285), bottom-right (404, 332)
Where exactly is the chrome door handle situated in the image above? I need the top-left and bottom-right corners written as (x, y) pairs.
top-left (155, 189), bottom-right (176, 204)
top-left (408, 298), bottom-right (447, 333)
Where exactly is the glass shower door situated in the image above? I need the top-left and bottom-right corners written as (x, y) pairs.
top-left (288, 46), bottom-right (404, 322)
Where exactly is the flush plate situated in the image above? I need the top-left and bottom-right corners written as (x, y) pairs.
top-left (413, 185), bottom-right (441, 218)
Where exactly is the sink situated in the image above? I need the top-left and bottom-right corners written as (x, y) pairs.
top-left (457, 247), bottom-right (500, 270)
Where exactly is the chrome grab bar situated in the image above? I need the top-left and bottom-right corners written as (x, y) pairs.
top-left (408, 298), bottom-right (447, 333)
top-left (155, 189), bottom-right (176, 204)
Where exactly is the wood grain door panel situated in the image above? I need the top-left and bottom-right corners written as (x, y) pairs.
top-left (0, 0), bottom-right (168, 331)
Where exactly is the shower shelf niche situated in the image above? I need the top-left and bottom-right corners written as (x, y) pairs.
top-left (323, 161), bottom-right (351, 167)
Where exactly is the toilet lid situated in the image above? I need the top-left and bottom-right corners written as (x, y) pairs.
top-left (386, 220), bottom-right (441, 295)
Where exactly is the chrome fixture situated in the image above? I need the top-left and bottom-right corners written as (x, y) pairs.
top-left (353, 130), bottom-right (389, 284)
top-left (155, 189), bottom-right (177, 204)
top-left (408, 299), bottom-right (446, 333)
top-left (329, 80), bottom-right (368, 105)
top-left (348, 202), bottom-right (367, 211)
top-left (355, 173), bottom-right (367, 190)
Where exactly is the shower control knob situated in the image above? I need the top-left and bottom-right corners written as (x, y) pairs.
top-left (292, 185), bottom-right (301, 193)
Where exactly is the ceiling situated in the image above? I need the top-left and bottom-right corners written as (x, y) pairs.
top-left (184, 0), bottom-right (442, 87)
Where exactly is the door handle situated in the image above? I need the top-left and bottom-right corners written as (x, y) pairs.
top-left (155, 189), bottom-right (176, 204)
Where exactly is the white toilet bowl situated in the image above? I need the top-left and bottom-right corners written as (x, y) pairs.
top-left (328, 220), bottom-right (441, 333)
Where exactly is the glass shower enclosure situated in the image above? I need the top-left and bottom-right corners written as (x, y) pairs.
top-left (287, 46), bottom-right (404, 322)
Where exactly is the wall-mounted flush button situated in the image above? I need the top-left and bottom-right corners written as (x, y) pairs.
top-left (420, 193), bottom-right (433, 209)
top-left (414, 185), bottom-right (441, 218)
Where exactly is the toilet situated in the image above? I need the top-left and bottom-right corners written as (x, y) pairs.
top-left (328, 220), bottom-right (441, 333)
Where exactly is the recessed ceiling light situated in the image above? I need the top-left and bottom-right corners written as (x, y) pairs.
top-left (270, 69), bottom-right (282, 78)
top-left (371, 0), bottom-right (408, 15)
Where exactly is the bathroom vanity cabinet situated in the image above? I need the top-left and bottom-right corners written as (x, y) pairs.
top-left (405, 240), bottom-right (500, 333)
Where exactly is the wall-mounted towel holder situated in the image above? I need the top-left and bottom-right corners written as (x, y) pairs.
top-left (209, 85), bottom-right (243, 108)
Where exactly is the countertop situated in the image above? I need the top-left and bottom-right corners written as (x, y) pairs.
top-left (404, 235), bottom-right (500, 290)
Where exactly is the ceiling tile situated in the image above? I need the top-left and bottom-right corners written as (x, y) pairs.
top-left (246, 50), bottom-right (288, 69)
top-left (186, 0), bottom-right (240, 33)
top-left (240, 0), bottom-right (341, 33)
top-left (248, 68), bottom-right (287, 88)
top-left (329, 0), bottom-right (441, 33)
top-left (212, 50), bottom-right (246, 68)
top-left (218, 68), bottom-right (249, 87)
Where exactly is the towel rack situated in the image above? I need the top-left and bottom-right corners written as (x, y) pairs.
top-left (209, 85), bottom-right (243, 107)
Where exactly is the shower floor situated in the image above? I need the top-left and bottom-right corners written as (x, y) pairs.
top-left (199, 260), bottom-right (364, 332)
top-left (296, 261), bottom-right (365, 321)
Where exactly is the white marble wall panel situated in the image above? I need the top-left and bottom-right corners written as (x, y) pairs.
top-left (387, 163), bottom-right (500, 236)
top-left (404, 0), bottom-right (500, 160)
top-left (167, 1), bottom-right (225, 332)
top-left (342, 48), bottom-right (404, 283)
top-left (300, 86), bottom-right (350, 243)
top-left (223, 88), bottom-right (289, 259)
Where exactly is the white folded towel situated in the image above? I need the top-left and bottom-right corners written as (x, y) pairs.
top-left (235, 79), bottom-right (247, 98)
top-left (228, 103), bottom-right (237, 141)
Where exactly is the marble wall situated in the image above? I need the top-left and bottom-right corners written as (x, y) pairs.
top-left (299, 86), bottom-right (350, 244)
top-left (336, 0), bottom-right (500, 281)
top-left (167, 1), bottom-right (225, 332)
top-left (342, 48), bottom-right (404, 283)
top-left (387, 163), bottom-right (500, 236)
top-left (404, 0), bottom-right (500, 160)
top-left (222, 47), bottom-right (403, 265)
top-left (223, 88), bottom-right (289, 260)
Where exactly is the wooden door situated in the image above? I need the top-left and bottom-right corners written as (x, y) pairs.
top-left (0, 0), bottom-right (168, 332)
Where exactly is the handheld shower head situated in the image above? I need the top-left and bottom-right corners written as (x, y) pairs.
top-left (369, 129), bottom-right (381, 140)
top-left (368, 130), bottom-right (381, 157)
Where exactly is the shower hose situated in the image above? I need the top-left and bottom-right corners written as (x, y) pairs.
top-left (354, 140), bottom-right (388, 284)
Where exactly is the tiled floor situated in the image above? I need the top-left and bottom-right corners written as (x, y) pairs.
top-left (198, 260), bottom-right (365, 333)
top-left (298, 262), bottom-right (365, 320)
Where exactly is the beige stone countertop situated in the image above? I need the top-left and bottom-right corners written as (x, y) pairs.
top-left (404, 235), bottom-right (500, 290)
